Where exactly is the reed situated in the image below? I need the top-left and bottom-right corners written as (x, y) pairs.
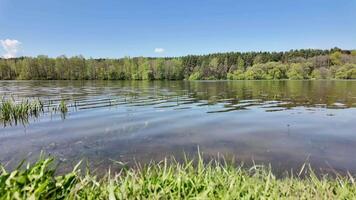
top-left (0, 98), bottom-right (44, 126)
top-left (58, 99), bottom-right (68, 114)
top-left (0, 98), bottom-right (70, 126)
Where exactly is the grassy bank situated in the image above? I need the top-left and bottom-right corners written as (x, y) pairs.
top-left (1, 156), bottom-right (356, 199)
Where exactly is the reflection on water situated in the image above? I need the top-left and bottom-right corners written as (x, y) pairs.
top-left (0, 80), bottom-right (356, 174)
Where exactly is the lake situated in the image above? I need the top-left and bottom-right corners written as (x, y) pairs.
top-left (0, 80), bottom-right (356, 174)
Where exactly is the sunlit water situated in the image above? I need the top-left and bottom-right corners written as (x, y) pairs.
top-left (0, 80), bottom-right (356, 174)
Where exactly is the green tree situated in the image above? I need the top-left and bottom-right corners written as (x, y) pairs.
top-left (287, 63), bottom-right (311, 80)
top-left (266, 63), bottom-right (287, 79)
top-left (227, 70), bottom-right (245, 80)
top-left (188, 71), bottom-right (202, 80)
top-left (335, 64), bottom-right (356, 79)
top-left (244, 66), bottom-right (264, 80)
top-left (311, 67), bottom-right (330, 79)
top-left (330, 51), bottom-right (342, 65)
top-left (236, 57), bottom-right (245, 70)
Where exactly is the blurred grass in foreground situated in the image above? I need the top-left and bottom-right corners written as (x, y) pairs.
top-left (1, 154), bottom-right (356, 200)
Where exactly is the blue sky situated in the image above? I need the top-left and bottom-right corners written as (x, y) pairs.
top-left (0, 0), bottom-right (355, 58)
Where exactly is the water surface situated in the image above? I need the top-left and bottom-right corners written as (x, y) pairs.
top-left (1, 80), bottom-right (356, 174)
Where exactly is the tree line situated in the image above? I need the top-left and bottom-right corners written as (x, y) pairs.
top-left (0, 47), bottom-right (355, 80)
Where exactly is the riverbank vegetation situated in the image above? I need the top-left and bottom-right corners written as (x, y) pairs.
top-left (0, 48), bottom-right (355, 80)
top-left (1, 156), bottom-right (356, 199)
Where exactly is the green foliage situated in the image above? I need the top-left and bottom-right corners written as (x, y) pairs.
top-left (0, 157), bottom-right (79, 199)
top-left (58, 100), bottom-right (68, 114)
top-left (266, 63), bottom-right (287, 79)
top-left (0, 48), bottom-right (355, 80)
top-left (0, 98), bottom-right (70, 126)
top-left (1, 156), bottom-right (356, 199)
top-left (227, 70), bottom-right (244, 80)
top-left (227, 62), bottom-right (287, 80)
top-left (335, 64), bottom-right (356, 79)
top-left (311, 67), bottom-right (331, 79)
top-left (0, 61), bottom-right (14, 80)
top-left (245, 62), bottom-right (287, 80)
top-left (0, 99), bottom-right (44, 126)
top-left (188, 71), bottom-right (202, 80)
top-left (244, 66), bottom-right (264, 80)
top-left (236, 56), bottom-right (245, 70)
top-left (330, 51), bottom-right (343, 65)
top-left (287, 63), bottom-right (312, 80)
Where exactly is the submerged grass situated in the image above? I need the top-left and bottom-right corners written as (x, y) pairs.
top-left (58, 99), bottom-right (68, 119)
top-left (0, 98), bottom-right (70, 126)
top-left (58, 99), bottom-right (68, 114)
top-left (0, 98), bottom-right (44, 126)
top-left (1, 155), bottom-right (356, 199)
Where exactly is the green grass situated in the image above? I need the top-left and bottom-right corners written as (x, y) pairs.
top-left (0, 98), bottom-right (44, 126)
top-left (58, 99), bottom-right (68, 114)
top-left (0, 98), bottom-right (70, 126)
top-left (57, 99), bottom-right (68, 119)
top-left (1, 155), bottom-right (356, 199)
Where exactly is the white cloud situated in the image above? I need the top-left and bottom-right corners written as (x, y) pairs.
top-left (154, 48), bottom-right (165, 53)
top-left (1, 39), bottom-right (21, 58)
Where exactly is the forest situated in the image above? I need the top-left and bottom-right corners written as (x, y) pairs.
top-left (0, 47), bottom-right (355, 80)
